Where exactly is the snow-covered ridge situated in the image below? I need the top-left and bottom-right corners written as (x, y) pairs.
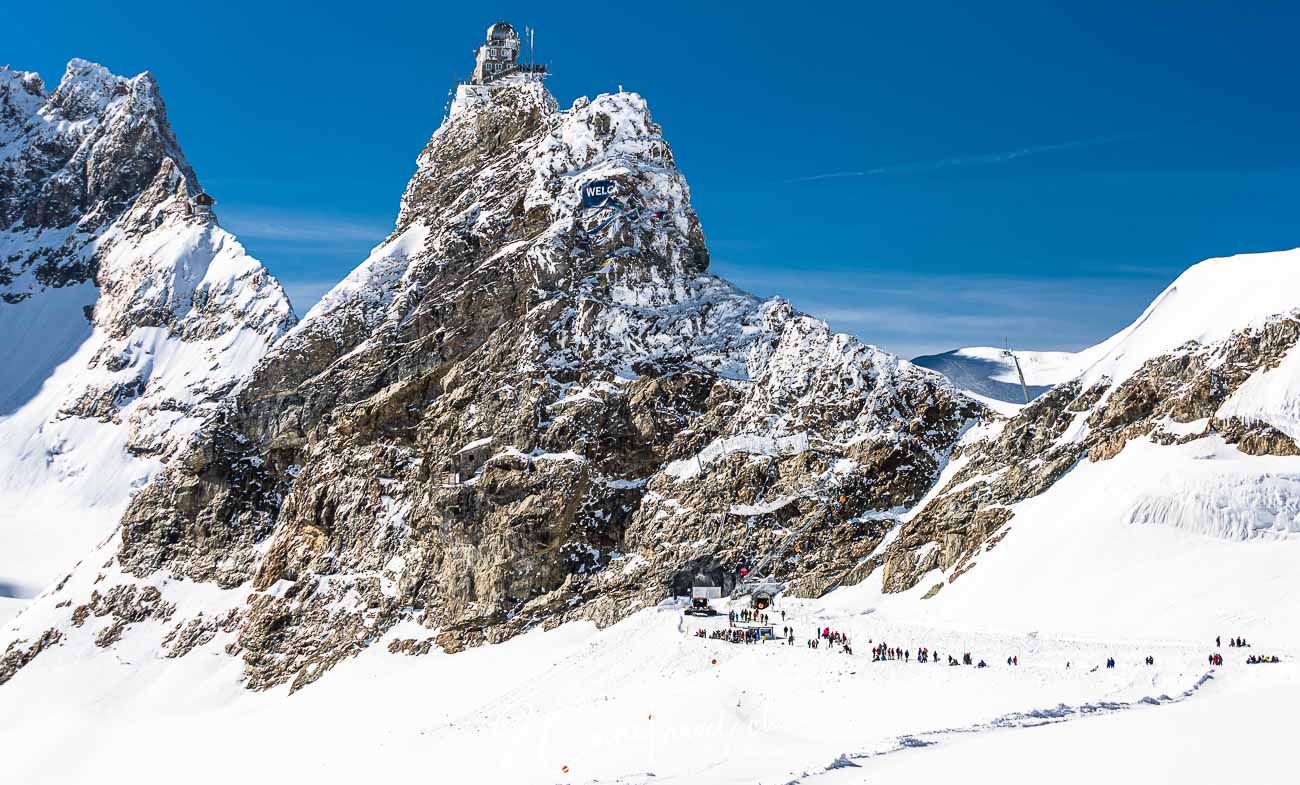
top-left (1075, 248), bottom-right (1300, 388)
top-left (917, 249), bottom-right (1300, 410)
top-left (0, 59), bottom-right (295, 603)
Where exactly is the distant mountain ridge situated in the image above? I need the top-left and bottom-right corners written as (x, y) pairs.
top-left (911, 346), bottom-right (1086, 405)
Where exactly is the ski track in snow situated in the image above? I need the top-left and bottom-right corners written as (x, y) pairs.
top-left (782, 669), bottom-right (1217, 784)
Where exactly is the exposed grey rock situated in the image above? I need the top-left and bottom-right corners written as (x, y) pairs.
top-left (22, 79), bottom-right (979, 691)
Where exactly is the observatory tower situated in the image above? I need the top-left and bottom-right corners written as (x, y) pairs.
top-left (472, 22), bottom-right (523, 84)
top-left (450, 21), bottom-right (547, 118)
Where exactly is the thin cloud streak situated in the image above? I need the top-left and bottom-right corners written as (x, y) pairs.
top-left (221, 208), bottom-right (392, 243)
top-left (786, 133), bottom-right (1143, 183)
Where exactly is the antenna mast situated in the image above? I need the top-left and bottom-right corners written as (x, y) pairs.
top-left (1003, 339), bottom-right (1030, 405)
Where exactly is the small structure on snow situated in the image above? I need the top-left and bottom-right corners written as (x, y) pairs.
top-left (685, 572), bottom-right (721, 616)
top-left (192, 191), bottom-right (215, 215)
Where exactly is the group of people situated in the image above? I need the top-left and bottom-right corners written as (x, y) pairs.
top-left (1212, 634), bottom-right (1281, 664)
top-left (808, 627), bottom-right (852, 654)
top-left (694, 610), bottom-right (1284, 674)
top-left (872, 643), bottom-right (906, 661)
top-left (698, 627), bottom-right (768, 644)
top-left (831, 640), bottom-right (1008, 669)
top-left (729, 609), bottom-right (779, 626)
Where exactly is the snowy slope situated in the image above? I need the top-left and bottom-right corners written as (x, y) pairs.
top-left (0, 61), bottom-right (295, 602)
top-left (879, 247), bottom-right (1300, 649)
top-left (869, 436), bottom-right (1300, 643)
top-left (1077, 248), bottom-right (1300, 388)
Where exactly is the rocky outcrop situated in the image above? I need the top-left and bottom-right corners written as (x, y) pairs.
top-left (6, 78), bottom-right (978, 691)
top-left (0, 629), bottom-right (61, 687)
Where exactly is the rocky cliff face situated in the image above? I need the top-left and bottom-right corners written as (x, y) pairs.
top-left (0, 61), bottom-right (295, 600)
top-left (2, 78), bottom-right (979, 690)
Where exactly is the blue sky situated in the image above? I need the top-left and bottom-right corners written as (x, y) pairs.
top-left (10, 1), bottom-right (1300, 357)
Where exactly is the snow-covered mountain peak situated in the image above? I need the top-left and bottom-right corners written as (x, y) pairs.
top-left (0, 58), bottom-right (294, 603)
top-left (44, 58), bottom-right (125, 121)
top-left (1, 58), bottom-right (197, 241)
top-left (0, 67), bottom-right (46, 137)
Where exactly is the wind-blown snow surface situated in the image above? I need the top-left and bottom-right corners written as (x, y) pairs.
top-left (0, 61), bottom-right (294, 601)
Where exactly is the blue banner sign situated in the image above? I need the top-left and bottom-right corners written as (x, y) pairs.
top-left (580, 179), bottom-right (619, 209)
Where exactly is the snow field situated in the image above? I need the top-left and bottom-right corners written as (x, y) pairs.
top-left (3, 573), bottom-right (1277, 785)
top-left (857, 436), bottom-right (1300, 648)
